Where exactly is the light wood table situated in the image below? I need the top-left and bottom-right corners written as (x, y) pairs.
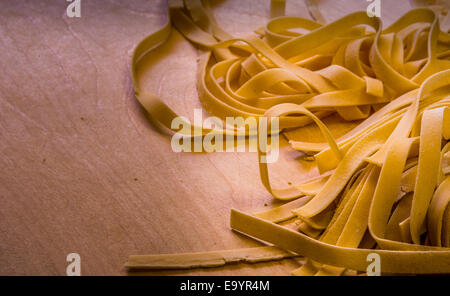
top-left (0, 0), bottom-right (440, 275)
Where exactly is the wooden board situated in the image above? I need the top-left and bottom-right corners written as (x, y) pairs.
top-left (0, 0), bottom-right (438, 275)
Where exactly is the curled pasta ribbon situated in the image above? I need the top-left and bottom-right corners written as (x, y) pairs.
top-left (128, 0), bottom-right (450, 275)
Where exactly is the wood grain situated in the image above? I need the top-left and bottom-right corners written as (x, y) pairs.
top-left (0, 0), bottom-right (426, 275)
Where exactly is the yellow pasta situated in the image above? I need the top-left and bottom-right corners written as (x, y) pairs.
top-left (128, 0), bottom-right (450, 275)
top-left (125, 246), bottom-right (298, 269)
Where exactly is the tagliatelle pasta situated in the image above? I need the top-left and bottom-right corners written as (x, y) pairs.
top-left (127, 0), bottom-right (450, 275)
top-left (125, 246), bottom-right (298, 269)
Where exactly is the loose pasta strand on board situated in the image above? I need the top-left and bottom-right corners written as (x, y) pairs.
top-left (127, 0), bottom-right (450, 275)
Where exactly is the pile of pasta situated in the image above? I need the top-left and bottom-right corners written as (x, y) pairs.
top-left (127, 0), bottom-right (450, 275)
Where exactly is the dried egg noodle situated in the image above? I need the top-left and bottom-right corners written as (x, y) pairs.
top-left (127, 0), bottom-right (450, 275)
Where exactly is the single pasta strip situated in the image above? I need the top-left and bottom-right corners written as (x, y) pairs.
top-left (125, 246), bottom-right (298, 270)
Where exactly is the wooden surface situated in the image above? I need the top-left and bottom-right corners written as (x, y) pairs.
top-left (0, 0), bottom-right (433, 275)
